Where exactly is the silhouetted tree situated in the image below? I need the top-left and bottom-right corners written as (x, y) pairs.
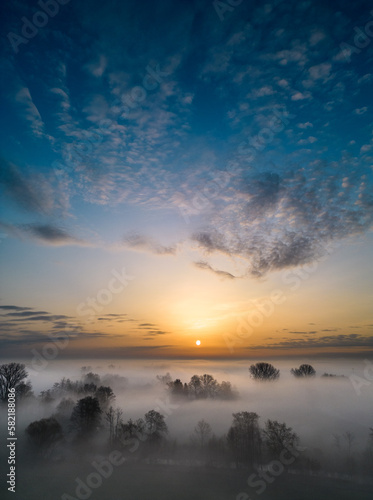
top-left (26, 417), bottom-right (63, 458)
top-left (291, 364), bottom-right (316, 378)
top-left (227, 412), bottom-right (261, 465)
top-left (193, 419), bottom-right (212, 449)
top-left (263, 419), bottom-right (299, 457)
top-left (156, 372), bottom-right (172, 385)
top-left (144, 409), bottom-right (168, 444)
top-left (199, 374), bottom-right (219, 398)
top-left (83, 372), bottom-right (101, 385)
top-left (95, 386), bottom-right (115, 409)
top-left (343, 431), bottom-right (355, 459)
top-left (105, 406), bottom-right (123, 445)
top-left (54, 397), bottom-right (76, 429)
top-left (188, 375), bottom-right (202, 398)
top-left (218, 380), bottom-right (236, 400)
top-left (70, 396), bottom-right (102, 437)
top-left (56, 397), bottom-right (76, 415)
top-left (249, 362), bottom-right (280, 381)
top-left (39, 389), bottom-right (55, 404)
top-left (167, 378), bottom-right (186, 397)
top-left (120, 418), bottom-right (144, 445)
top-left (15, 380), bottom-right (34, 400)
top-left (0, 363), bottom-right (28, 401)
top-left (168, 374), bottom-right (237, 400)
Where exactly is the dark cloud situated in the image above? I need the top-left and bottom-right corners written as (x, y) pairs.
top-left (5, 311), bottom-right (49, 317)
top-left (0, 305), bottom-right (32, 311)
top-left (0, 158), bottom-right (67, 215)
top-left (123, 233), bottom-right (176, 255)
top-left (0, 221), bottom-right (89, 246)
top-left (289, 331), bottom-right (317, 334)
top-left (22, 224), bottom-right (87, 246)
top-left (193, 261), bottom-right (237, 280)
top-left (13, 314), bottom-right (70, 322)
top-left (192, 162), bottom-right (373, 277)
top-left (250, 334), bottom-right (373, 350)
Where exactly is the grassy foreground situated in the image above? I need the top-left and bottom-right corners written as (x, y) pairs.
top-left (4, 461), bottom-right (373, 500)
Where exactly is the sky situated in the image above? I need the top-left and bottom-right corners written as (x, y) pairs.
top-left (0, 0), bottom-right (372, 361)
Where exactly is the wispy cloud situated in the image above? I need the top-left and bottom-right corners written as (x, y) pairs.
top-left (122, 233), bottom-right (177, 255)
top-left (0, 222), bottom-right (89, 247)
top-left (0, 158), bottom-right (69, 216)
top-left (193, 261), bottom-right (237, 280)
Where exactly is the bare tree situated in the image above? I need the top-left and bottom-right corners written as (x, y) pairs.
top-left (227, 412), bottom-right (261, 465)
top-left (343, 431), bottom-right (355, 459)
top-left (105, 406), bottom-right (123, 445)
top-left (0, 363), bottom-right (28, 401)
top-left (249, 362), bottom-right (280, 381)
top-left (263, 419), bottom-right (299, 457)
top-left (193, 419), bottom-right (212, 449)
top-left (291, 364), bottom-right (316, 378)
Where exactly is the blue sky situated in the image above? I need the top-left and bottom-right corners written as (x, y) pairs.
top-left (0, 0), bottom-right (372, 359)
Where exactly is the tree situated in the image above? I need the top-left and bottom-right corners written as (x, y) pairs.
top-left (218, 380), bottom-right (236, 400)
top-left (188, 375), bottom-right (202, 398)
top-left (227, 412), bottom-right (261, 465)
top-left (39, 389), bottom-right (55, 404)
top-left (105, 406), bottom-right (123, 445)
top-left (95, 386), bottom-right (115, 409)
top-left (83, 372), bottom-right (101, 385)
top-left (0, 363), bottom-right (28, 401)
top-left (343, 431), bottom-right (355, 459)
top-left (70, 396), bottom-right (102, 437)
top-left (56, 397), bottom-right (76, 415)
top-left (120, 418), bottom-right (143, 443)
top-left (193, 419), bottom-right (212, 449)
top-left (156, 372), bottom-right (172, 385)
top-left (249, 362), bottom-right (280, 381)
top-left (26, 417), bottom-right (63, 458)
top-left (263, 419), bottom-right (299, 457)
top-left (291, 364), bottom-right (316, 378)
top-left (144, 410), bottom-right (168, 443)
top-left (187, 374), bottom-right (221, 399)
top-left (15, 380), bottom-right (34, 400)
top-left (167, 378), bottom-right (187, 397)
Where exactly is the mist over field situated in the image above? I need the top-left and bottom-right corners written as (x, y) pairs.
top-left (19, 357), bottom-right (373, 447)
top-left (1, 358), bottom-right (373, 500)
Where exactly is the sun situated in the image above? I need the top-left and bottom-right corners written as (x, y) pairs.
top-left (196, 340), bottom-right (201, 346)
